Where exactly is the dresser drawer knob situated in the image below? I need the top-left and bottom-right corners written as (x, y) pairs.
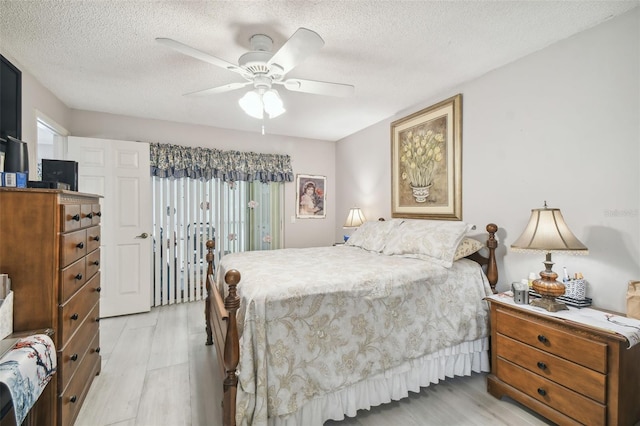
top-left (75, 273), bottom-right (83, 280)
top-left (93, 260), bottom-right (100, 266)
top-left (71, 313), bottom-right (79, 320)
top-left (96, 211), bottom-right (102, 217)
top-left (70, 353), bottom-right (78, 361)
top-left (537, 361), bottom-right (547, 370)
top-left (70, 395), bottom-right (77, 403)
top-left (96, 286), bottom-right (102, 292)
top-left (96, 347), bottom-right (101, 353)
top-left (537, 388), bottom-right (547, 396)
top-left (537, 334), bottom-right (548, 344)
top-left (86, 212), bottom-right (94, 219)
top-left (76, 242), bottom-right (84, 249)
top-left (95, 317), bottom-right (100, 322)
top-left (93, 235), bottom-right (100, 242)
top-left (71, 214), bottom-right (80, 222)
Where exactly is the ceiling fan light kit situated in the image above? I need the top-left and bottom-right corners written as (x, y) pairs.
top-left (156, 27), bottom-right (354, 121)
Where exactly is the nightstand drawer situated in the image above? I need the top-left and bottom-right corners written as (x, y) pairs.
top-left (496, 307), bottom-right (607, 373)
top-left (496, 357), bottom-right (606, 425)
top-left (496, 333), bottom-right (606, 403)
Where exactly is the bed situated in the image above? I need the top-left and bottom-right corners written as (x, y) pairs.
top-left (204, 219), bottom-right (499, 426)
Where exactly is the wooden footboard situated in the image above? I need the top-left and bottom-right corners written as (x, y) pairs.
top-left (204, 240), bottom-right (240, 426)
top-left (203, 222), bottom-right (499, 426)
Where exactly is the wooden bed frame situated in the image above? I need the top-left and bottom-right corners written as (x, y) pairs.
top-left (204, 223), bottom-right (499, 426)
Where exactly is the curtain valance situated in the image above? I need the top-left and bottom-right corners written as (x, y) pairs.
top-left (150, 142), bottom-right (294, 183)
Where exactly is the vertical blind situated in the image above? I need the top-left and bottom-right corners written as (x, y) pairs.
top-left (152, 177), bottom-right (283, 306)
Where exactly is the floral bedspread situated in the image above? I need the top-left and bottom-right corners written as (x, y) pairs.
top-left (216, 246), bottom-right (493, 425)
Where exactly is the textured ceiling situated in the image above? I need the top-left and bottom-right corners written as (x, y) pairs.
top-left (0, 1), bottom-right (637, 141)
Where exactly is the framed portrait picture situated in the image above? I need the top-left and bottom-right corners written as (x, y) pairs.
top-left (296, 174), bottom-right (326, 219)
top-left (391, 94), bottom-right (462, 220)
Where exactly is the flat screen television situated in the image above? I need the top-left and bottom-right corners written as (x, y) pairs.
top-left (0, 54), bottom-right (22, 141)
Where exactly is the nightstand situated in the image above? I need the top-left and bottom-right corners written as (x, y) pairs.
top-left (487, 297), bottom-right (640, 425)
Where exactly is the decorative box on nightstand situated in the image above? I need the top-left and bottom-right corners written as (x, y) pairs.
top-left (487, 296), bottom-right (640, 425)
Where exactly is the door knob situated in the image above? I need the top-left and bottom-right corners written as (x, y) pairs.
top-left (136, 232), bottom-right (149, 239)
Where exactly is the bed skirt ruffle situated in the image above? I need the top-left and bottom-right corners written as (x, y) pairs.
top-left (267, 337), bottom-right (490, 426)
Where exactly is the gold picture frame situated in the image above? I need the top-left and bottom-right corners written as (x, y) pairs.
top-left (391, 94), bottom-right (462, 220)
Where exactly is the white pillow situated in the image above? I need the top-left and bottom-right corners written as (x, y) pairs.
top-left (453, 237), bottom-right (484, 261)
top-left (382, 219), bottom-right (473, 267)
top-left (345, 219), bottom-right (403, 252)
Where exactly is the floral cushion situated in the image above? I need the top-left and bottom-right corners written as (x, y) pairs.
top-left (382, 219), bottom-right (473, 267)
top-left (454, 237), bottom-right (484, 260)
top-left (345, 219), bottom-right (403, 252)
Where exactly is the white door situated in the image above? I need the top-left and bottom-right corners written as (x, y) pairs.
top-left (67, 137), bottom-right (152, 317)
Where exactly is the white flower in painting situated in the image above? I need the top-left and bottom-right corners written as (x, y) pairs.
top-left (248, 200), bottom-right (259, 209)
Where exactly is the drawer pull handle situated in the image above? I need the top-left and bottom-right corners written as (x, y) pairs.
top-left (95, 317), bottom-right (101, 322)
top-left (537, 361), bottom-right (547, 370)
top-left (537, 335), bottom-right (548, 344)
top-left (96, 211), bottom-right (102, 217)
top-left (71, 313), bottom-right (79, 320)
top-left (86, 212), bottom-right (93, 219)
top-left (96, 287), bottom-right (102, 292)
top-left (75, 273), bottom-right (83, 280)
top-left (96, 347), bottom-right (101, 354)
top-left (70, 353), bottom-right (78, 361)
top-left (93, 260), bottom-right (100, 266)
top-left (76, 242), bottom-right (85, 249)
top-left (70, 395), bottom-right (77, 403)
top-left (71, 214), bottom-right (80, 222)
top-left (93, 235), bottom-right (100, 242)
top-left (537, 388), bottom-right (547, 397)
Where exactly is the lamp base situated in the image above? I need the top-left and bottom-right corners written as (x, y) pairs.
top-left (530, 295), bottom-right (568, 312)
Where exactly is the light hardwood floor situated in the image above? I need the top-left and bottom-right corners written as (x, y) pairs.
top-left (75, 300), bottom-right (552, 426)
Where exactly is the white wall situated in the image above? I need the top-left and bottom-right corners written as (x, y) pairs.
top-left (68, 110), bottom-right (337, 248)
top-left (0, 52), bottom-right (71, 178)
top-left (336, 9), bottom-right (640, 313)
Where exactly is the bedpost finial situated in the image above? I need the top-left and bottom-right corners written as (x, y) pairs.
top-left (486, 223), bottom-right (498, 234)
top-left (206, 239), bottom-right (215, 250)
top-left (225, 269), bottom-right (241, 286)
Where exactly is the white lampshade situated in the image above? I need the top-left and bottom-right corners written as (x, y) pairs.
top-left (238, 91), bottom-right (264, 119)
top-left (511, 205), bottom-right (588, 254)
top-left (343, 207), bottom-right (366, 228)
top-left (239, 89), bottom-right (286, 119)
top-left (262, 89), bottom-right (286, 118)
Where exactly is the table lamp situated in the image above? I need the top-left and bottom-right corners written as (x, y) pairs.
top-left (343, 207), bottom-right (366, 241)
top-left (511, 202), bottom-right (588, 312)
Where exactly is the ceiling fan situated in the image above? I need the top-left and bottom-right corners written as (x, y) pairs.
top-left (156, 28), bottom-right (354, 118)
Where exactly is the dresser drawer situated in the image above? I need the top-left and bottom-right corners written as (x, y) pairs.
top-left (496, 357), bottom-right (606, 425)
top-left (60, 229), bottom-right (87, 267)
top-left (90, 203), bottom-right (102, 225)
top-left (496, 307), bottom-right (607, 373)
top-left (60, 257), bottom-right (86, 303)
top-left (86, 226), bottom-right (101, 252)
top-left (58, 278), bottom-right (101, 346)
top-left (86, 249), bottom-right (101, 280)
top-left (496, 333), bottom-right (606, 403)
top-left (57, 302), bottom-right (100, 392)
top-left (59, 336), bottom-right (101, 426)
top-left (61, 204), bottom-right (82, 232)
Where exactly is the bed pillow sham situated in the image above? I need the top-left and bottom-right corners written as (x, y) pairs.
top-left (345, 219), bottom-right (403, 252)
top-left (453, 237), bottom-right (484, 261)
top-left (382, 219), bottom-right (473, 267)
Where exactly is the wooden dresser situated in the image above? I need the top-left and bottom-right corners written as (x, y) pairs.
top-left (487, 298), bottom-right (640, 425)
top-left (0, 188), bottom-right (102, 426)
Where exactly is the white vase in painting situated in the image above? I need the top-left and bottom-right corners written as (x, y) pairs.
top-left (410, 183), bottom-right (432, 203)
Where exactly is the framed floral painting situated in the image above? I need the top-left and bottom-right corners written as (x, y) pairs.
top-left (391, 94), bottom-right (462, 220)
top-left (296, 174), bottom-right (326, 219)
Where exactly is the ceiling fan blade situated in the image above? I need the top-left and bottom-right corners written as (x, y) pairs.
top-left (268, 28), bottom-right (325, 74)
top-left (184, 81), bottom-right (251, 97)
top-left (156, 38), bottom-right (250, 78)
top-left (282, 78), bottom-right (355, 98)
